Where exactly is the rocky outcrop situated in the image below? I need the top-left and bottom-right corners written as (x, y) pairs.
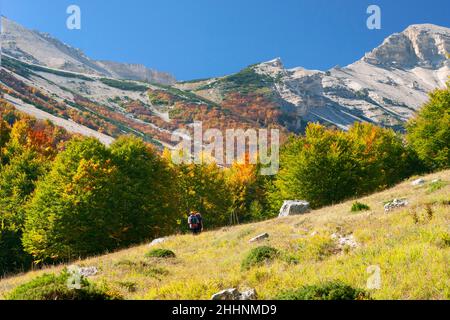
top-left (211, 288), bottom-right (257, 300)
top-left (279, 200), bottom-right (311, 217)
top-left (384, 199), bottom-right (408, 212)
top-left (249, 233), bottom-right (269, 243)
top-left (331, 233), bottom-right (359, 249)
top-left (79, 266), bottom-right (99, 277)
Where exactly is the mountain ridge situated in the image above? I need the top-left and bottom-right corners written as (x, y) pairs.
top-left (1, 16), bottom-right (176, 85)
top-left (1, 18), bottom-right (449, 148)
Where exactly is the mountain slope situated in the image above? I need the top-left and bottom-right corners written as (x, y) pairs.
top-left (1, 19), bottom-right (449, 150)
top-left (181, 24), bottom-right (449, 131)
top-left (1, 16), bottom-right (176, 85)
top-left (1, 170), bottom-right (448, 300)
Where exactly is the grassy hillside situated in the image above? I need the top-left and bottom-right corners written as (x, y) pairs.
top-left (0, 170), bottom-right (449, 300)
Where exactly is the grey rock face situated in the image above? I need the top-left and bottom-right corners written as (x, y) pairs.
top-left (279, 200), bottom-right (311, 217)
top-left (384, 199), bottom-right (408, 213)
top-left (364, 24), bottom-right (450, 69)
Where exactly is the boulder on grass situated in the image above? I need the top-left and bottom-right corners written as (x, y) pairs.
top-left (411, 178), bottom-right (425, 186)
top-left (211, 288), bottom-right (257, 300)
top-left (384, 199), bottom-right (408, 213)
top-left (149, 237), bottom-right (167, 246)
top-left (249, 233), bottom-right (269, 243)
top-left (279, 200), bottom-right (311, 217)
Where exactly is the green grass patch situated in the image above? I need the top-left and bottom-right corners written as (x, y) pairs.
top-left (145, 249), bottom-right (176, 259)
top-left (100, 78), bottom-right (148, 91)
top-left (6, 269), bottom-right (120, 300)
top-left (275, 281), bottom-right (369, 300)
top-left (351, 201), bottom-right (371, 212)
top-left (427, 180), bottom-right (447, 194)
top-left (241, 246), bottom-right (280, 270)
top-left (117, 281), bottom-right (137, 293)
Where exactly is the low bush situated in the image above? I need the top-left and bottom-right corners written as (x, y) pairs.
top-left (276, 281), bottom-right (369, 300)
top-left (117, 281), bottom-right (137, 293)
top-left (436, 232), bottom-right (450, 248)
top-left (241, 246), bottom-right (280, 270)
top-left (7, 269), bottom-right (120, 300)
top-left (351, 202), bottom-right (371, 212)
top-left (145, 249), bottom-right (176, 258)
top-left (427, 180), bottom-right (447, 193)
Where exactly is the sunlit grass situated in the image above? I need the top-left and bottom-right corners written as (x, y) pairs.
top-left (0, 170), bottom-right (449, 300)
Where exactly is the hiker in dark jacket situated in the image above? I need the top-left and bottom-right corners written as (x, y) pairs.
top-left (188, 211), bottom-right (203, 235)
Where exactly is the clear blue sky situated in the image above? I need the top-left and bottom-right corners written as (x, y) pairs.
top-left (2, 0), bottom-right (449, 80)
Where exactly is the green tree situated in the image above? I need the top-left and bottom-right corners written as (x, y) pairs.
top-left (406, 83), bottom-right (450, 170)
top-left (0, 150), bottom-right (48, 274)
top-left (0, 117), bottom-right (11, 164)
top-left (268, 122), bottom-right (415, 211)
top-left (23, 136), bottom-right (181, 262)
top-left (270, 124), bottom-right (358, 209)
top-left (348, 122), bottom-right (417, 194)
top-left (22, 138), bottom-right (118, 262)
top-left (109, 136), bottom-right (179, 243)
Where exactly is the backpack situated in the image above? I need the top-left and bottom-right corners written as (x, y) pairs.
top-left (188, 215), bottom-right (199, 229)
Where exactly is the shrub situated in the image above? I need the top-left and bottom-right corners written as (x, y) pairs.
top-left (436, 232), bottom-right (450, 248)
top-left (7, 270), bottom-right (120, 300)
top-left (276, 281), bottom-right (369, 300)
top-left (241, 246), bottom-right (280, 270)
top-left (99, 78), bottom-right (148, 91)
top-left (406, 83), bottom-right (450, 170)
top-left (117, 281), bottom-right (137, 293)
top-left (145, 249), bottom-right (176, 258)
top-left (351, 202), bottom-right (370, 212)
top-left (297, 234), bottom-right (339, 261)
top-left (427, 180), bottom-right (447, 193)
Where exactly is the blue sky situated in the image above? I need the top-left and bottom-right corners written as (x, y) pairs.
top-left (2, 0), bottom-right (449, 80)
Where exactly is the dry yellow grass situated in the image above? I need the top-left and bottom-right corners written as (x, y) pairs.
top-left (1, 170), bottom-right (449, 300)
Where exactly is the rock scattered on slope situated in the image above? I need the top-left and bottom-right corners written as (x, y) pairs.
top-left (149, 237), bottom-right (168, 246)
top-left (411, 178), bottom-right (425, 186)
top-left (79, 266), bottom-right (99, 277)
top-left (249, 232), bottom-right (269, 242)
top-left (279, 200), bottom-right (311, 217)
top-left (249, 233), bottom-right (269, 243)
top-left (384, 199), bottom-right (409, 212)
top-left (211, 288), bottom-right (257, 300)
top-left (331, 233), bottom-right (359, 249)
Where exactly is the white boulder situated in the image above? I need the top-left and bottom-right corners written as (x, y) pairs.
top-left (249, 233), bottom-right (269, 243)
top-left (331, 233), bottom-right (359, 249)
top-left (384, 199), bottom-right (408, 212)
top-left (149, 237), bottom-right (168, 246)
top-left (211, 288), bottom-right (257, 300)
top-left (79, 266), bottom-right (99, 277)
top-left (279, 200), bottom-right (311, 217)
top-left (411, 178), bottom-right (425, 186)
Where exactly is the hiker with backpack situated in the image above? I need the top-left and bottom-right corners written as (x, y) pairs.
top-left (188, 211), bottom-right (203, 235)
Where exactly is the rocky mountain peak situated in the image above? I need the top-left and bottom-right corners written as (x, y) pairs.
top-left (363, 23), bottom-right (449, 69)
top-left (1, 16), bottom-right (176, 85)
